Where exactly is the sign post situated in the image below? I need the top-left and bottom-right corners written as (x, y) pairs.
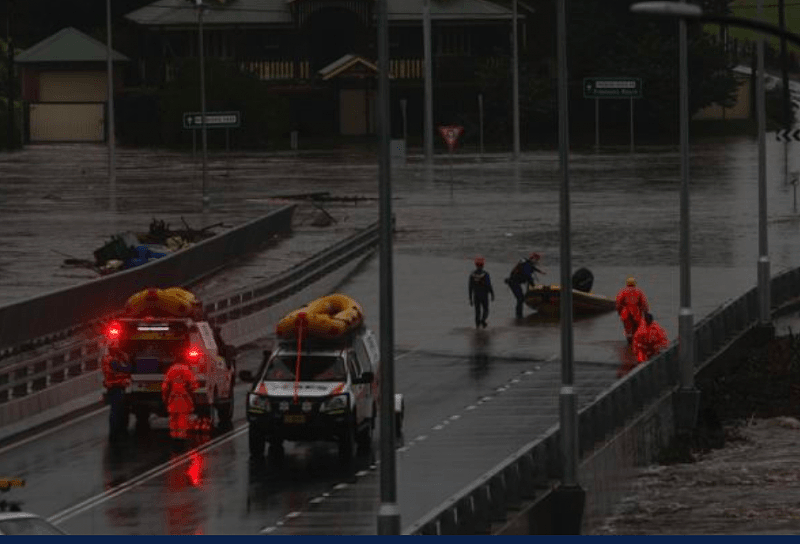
top-left (583, 77), bottom-right (642, 151)
top-left (438, 125), bottom-right (464, 195)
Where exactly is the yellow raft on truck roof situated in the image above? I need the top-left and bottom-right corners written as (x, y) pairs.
top-left (276, 293), bottom-right (363, 340)
top-left (123, 287), bottom-right (203, 319)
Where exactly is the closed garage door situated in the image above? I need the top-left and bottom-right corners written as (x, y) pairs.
top-left (29, 103), bottom-right (105, 142)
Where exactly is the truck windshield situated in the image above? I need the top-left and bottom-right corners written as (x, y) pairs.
top-left (265, 355), bottom-right (346, 382)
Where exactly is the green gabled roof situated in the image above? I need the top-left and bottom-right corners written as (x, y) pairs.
top-left (125, 0), bottom-right (519, 27)
top-left (15, 27), bottom-right (129, 64)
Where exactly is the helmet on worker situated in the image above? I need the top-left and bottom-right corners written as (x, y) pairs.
top-left (626, 276), bottom-right (636, 286)
top-left (529, 252), bottom-right (541, 262)
top-left (474, 256), bottom-right (485, 267)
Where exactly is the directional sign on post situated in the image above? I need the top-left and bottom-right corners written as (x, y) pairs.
top-left (776, 128), bottom-right (800, 142)
top-left (183, 111), bottom-right (241, 129)
top-left (583, 78), bottom-right (642, 99)
top-left (438, 125), bottom-right (464, 152)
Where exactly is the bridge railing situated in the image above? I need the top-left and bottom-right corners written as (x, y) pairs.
top-left (0, 220), bottom-right (381, 412)
top-left (407, 265), bottom-right (800, 535)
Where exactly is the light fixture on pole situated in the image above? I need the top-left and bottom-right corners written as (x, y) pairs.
top-left (196, 0), bottom-right (209, 210)
top-left (552, 0), bottom-right (585, 534)
top-left (106, 0), bottom-right (116, 212)
top-left (376, 0), bottom-right (399, 534)
top-left (755, 0), bottom-right (770, 328)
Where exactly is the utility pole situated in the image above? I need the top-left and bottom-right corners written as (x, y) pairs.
top-left (106, 0), bottom-right (116, 207)
top-left (196, 0), bottom-right (209, 210)
top-left (512, 0), bottom-right (520, 158)
top-left (6, 0), bottom-right (15, 150)
top-left (779, 0), bottom-right (791, 187)
top-left (423, 0), bottom-right (433, 163)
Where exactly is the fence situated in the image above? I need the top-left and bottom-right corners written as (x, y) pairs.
top-left (0, 220), bottom-right (382, 431)
top-left (0, 205), bottom-right (296, 358)
top-left (406, 265), bottom-right (800, 534)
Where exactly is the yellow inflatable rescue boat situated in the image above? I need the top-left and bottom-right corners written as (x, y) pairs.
top-left (124, 287), bottom-right (203, 319)
top-left (276, 294), bottom-right (363, 339)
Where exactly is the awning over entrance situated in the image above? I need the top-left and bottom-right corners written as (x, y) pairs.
top-left (318, 54), bottom-right (377, 81)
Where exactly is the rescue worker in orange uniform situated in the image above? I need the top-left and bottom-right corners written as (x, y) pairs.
top-left (102, 345), bottom-right (132, 439)
top-left (162, 359), bottom-right (198, 442)
top-left (615, 276), bottom-right (649, 343)
top-left (633, 312), bottom-right (669, 363)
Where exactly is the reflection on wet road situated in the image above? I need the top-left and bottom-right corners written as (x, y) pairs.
top-left (3, 137), bottom-right (800, 533)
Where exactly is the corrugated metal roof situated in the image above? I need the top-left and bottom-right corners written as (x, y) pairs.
top-left (15, 27), bottom-right (130, 64)
top-left (125, 0), bottom-right (518, 26)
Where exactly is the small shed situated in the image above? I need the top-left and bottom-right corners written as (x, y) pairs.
top-left (15, 27), bottom-right (129, 143)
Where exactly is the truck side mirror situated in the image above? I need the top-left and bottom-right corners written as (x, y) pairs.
top-left (239, 370), bottom-right (254, 382)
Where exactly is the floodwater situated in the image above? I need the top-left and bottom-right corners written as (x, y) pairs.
top-left (2, 135), bottom-right (800, 534)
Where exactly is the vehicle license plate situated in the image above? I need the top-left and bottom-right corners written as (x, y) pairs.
top-left (284, 414), bottom-right (306, 424)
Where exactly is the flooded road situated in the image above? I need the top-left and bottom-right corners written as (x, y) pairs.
top-left (1, 134), bottom-right (800, 534)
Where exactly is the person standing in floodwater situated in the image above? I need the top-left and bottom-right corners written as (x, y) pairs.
top-left (468, 256), bottom-right (494, 328)
top-left (505, 252), bottom-right (545, 319)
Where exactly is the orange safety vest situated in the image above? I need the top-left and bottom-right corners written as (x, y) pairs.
top-left (162, 363), bottom-right (197, 414)
top-left (616, 287), bottom-right (649, 324)
top-left (102, 351), bottom-right (132, 388)
top-left (633, 321), bottom-right (669, 363)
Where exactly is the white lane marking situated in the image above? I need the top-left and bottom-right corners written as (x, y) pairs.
top-left (285, 511), bottom-right (302, 519)
top-left (449, 414), bottom-right (460, 421)
top-left (47, 424), bottom-right (248, 525)
top-left (0, 404), bottom-right (109, 457)
top-left (466, 405), bottom-right (477, 411)
top-left (333, 483), bottom-right (349, 490)
top-left (260, 527), bottom-right (276, 534)
top-left (397, 446), bottom-right (409, 452)
top-left (414, 435), bottom-right (427, 442)
top-left (310, 497), bottom-right (325, 504)
top-left (433, 424), bottom-right (444, 431)
top-left (355, 470), bottom-right (369, 477)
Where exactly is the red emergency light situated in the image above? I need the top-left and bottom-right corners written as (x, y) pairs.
top-left (186, 346), bottom-right (202, 361)
top-left (104, 321), bottom-right (124, 341)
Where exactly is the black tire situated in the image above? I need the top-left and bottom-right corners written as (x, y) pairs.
top-left (215, 381), bottom-right (234, 429)
top-left (108, 389), bottom-right (129, 440)
top-left (395, 411), bottom-right (404, 438)
top-left (133, 406), bottom-right (150, 433)
top-left (339, 416), bottom-right (357, 462)
top-left (249, 425), bottom-right (266, 459)
top-left (356, 406), bottom-right (375, 452)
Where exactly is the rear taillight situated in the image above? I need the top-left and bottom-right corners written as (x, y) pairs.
top-left (104, 321), bottom-right (123, 341)
top-left (186, 346), bottom-right (202, 361)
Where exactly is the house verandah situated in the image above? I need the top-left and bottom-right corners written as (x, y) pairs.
top-left (124, 0), bottom-right (524, 139)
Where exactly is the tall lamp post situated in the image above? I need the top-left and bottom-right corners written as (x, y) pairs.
top-left (106, 0), bottom-right (116, 211)
top-left (376, 0), bottom-right (399, 534)
top-left (552, 0), bottom-right (585, 534)
top-left (631, 0), bottom-right (785, 429)
top-left (6, 0), bottom-right (15, 150)
top-left (423, 0), bottom-right (433, 163)
top-left (196, 0), bottom-right (209, 210)
top-left (511, 0), bottom-right (520, 158)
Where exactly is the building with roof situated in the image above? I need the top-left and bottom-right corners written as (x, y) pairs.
top-left (124, 0), bottom-right (525, 138)
top-left (15, 27), bottom-right (129, 143)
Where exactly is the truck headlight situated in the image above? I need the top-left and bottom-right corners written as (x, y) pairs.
top-left (320, 394), bottom-right (348, 413)
top-left (248, 393), bottom-right (269, 411)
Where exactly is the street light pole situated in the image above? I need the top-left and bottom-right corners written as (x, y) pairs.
top-left (757, 0), bottom-right (771, 327)
top-left (6, 0), bottom-right (15, 150)
top-left (376, 0), bottom-right (399, 533)
top-left (197, 0), bottom-right (209, 210)
top-left (552, 0), bottom-right (585, 534)
top-left (106, 0), bottom-right (116, 211)
top-left (423, 0), bottom-right (433, 163)
top-left (512, 0), bottom-right (520, 158)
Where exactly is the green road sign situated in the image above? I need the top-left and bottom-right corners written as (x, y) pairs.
top-left (583, 78), bottom-right (642, 99)
top-left (183, 111), bottom-right (241, 129)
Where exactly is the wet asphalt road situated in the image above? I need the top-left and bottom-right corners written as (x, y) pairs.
top-left (2, 135), bottom-right (800, 533)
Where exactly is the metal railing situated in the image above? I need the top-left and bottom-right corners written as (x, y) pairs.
top-left (0, 220), bottom-right (381, 408)
top-left (406, 265), bottom-right (800, 534)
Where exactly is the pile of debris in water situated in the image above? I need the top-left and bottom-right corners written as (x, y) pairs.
top-left (60, 217), bottom-right (224, 276)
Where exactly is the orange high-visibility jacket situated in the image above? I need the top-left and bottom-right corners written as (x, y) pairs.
top-left (101, 351), bottom-right (132, 388)
top-left (615, 286), bottom-right (649, 324)
top-left (633, 321), bottom-right (669, 363)
top-left (162, 363), bottom-right (198, 414)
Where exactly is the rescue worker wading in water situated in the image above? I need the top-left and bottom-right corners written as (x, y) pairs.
top-left (162, 356), bottom-right (199, 443)
top-left (505, 253), bottom-right (545, 319)
top-left (633, 312), bottom-right (669, 363)
top-left (468, 256), bottom-right (495, 328)
top-left (615, 277), bottom-right (649, 344)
